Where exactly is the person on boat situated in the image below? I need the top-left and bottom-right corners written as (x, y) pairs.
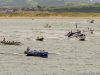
top-left (38, 33), bottom-right (44, 39)
top-left (39, 50), bottom-right (45, 52)
top-left (49, 26), bottom-right (51, 28)
top-left (67, 32), bottom-right (70, 36)
top-left (67, 30), bottom-right (73, 38)
top-left (3, 38), bottom-right (6, 42)
top-left (44, 24), bottom-right (48, 27)
top-left (34, 50), bottom-right (36, 51)
top-left (77, 30), bottom-right (81, 34)
top-left (45, 24), bottom-right (51, 28)
top-left (27, 47), bottom-right (30, 51)
top-left (43, 50), bottom-right (45, 52)
top-left (37, 36), bottom-right (39, 39)
top-left (24, 47), bottom-right (30, 54)
top-left (46, 24), bottom-right (48, 27)
top-left (12, 41), bottom-right (14, 44)
top-left (41, 35), bottom-right (44, 38)
top-left (71, 30), bottom-right (72, 33)
top-left (15, 41), bottom-right (18, 43)
top-left (79, 31), bottom-right (81, 34)
top-left (6, 41), bottom-right (9, 44)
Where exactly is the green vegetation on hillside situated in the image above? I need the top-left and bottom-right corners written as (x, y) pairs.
top-left (48, 4), bottom-right (100, 13)
top-left (0, 3), bottom-right (100, 17)
top-left (0, 12), bottom-right (100, 17)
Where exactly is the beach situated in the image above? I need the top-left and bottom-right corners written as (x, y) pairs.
top-left (0, 18), bottom-right (100, 75)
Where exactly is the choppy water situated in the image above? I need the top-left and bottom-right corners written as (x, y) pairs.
top-left (0, 19), bottom-right (100, 75)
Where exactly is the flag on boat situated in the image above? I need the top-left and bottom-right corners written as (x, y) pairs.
top-left (75, 23), bottom-right (77, 28)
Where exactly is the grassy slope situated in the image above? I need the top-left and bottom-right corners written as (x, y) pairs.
top-left (0, 0), bottom-right (90, 7)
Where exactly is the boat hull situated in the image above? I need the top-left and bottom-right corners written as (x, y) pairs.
top-left (27, 51), bottom-right (48, 58)
top-left (36, 38), bottom-right (44, 41)
top-left (77, 34), bottom-right (86, 41)
top-left (0, 41), bottom-right (21, 45)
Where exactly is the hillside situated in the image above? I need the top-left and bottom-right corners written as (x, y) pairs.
top-left (0, 0), bottom-right (100, 8)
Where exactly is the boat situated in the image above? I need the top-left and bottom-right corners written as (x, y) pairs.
top-left (44, 24), bottom-right (51, 28)
top-left (66, 30), bottom-right (81, 38)
top-left (66, 30), bottom-right (86, 41)
top-left (89, 29), bottom-right (94, 34)
top-left (26, 50), bottom-right (48, 58)
top-left (36, 36), bottom-right (44, 41)
top-left (36, 37), bottom-right (44, 41)
top-left (87, 20), bottom-right (94, 23)
top-left (0, 41), bottom-right (21, 45)
top-left (65, 32), bottom-right (74, 37)
top-left (90, 20), bottom-right (94, 23)
top-left (77, 34), bottom-right (86, 41)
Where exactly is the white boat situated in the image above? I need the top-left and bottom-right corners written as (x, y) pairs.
top-left (72, 33), bottom-right (78, 37)
top-left (77, 34), bottom-right (86, 41)
top-left (66, 30), bottom-right (86, 41)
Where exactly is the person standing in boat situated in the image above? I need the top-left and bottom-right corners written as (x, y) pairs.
top-left (39, 33), bottom-right (44, 38)
top-left (88, 28), bottom-right (89, 30)
top-left (41, 35), bottom-right (44, 38)
top-left (3, 38), bottom-right (5, 42)
top-left (24, 47), bottom-right (30, 54)
top-left (3, 38), bottom-right (5, 41)
top-left (37, 36), bottom-right (39, 39)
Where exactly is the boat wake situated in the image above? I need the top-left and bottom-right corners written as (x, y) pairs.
top-left (0, 52), bottom-right (60, 56)
top-left (0, 52), bottom-right (25, 56)
top-left (48, 52), bottom-right (60, 55)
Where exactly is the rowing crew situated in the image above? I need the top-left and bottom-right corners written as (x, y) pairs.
top-left (2, 38), bottom-right (19, 44)
top-left (24, 47), bottom-right (45, 54)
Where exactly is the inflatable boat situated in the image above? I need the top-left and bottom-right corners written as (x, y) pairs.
top-left (27, 51), bottom-right (48, 58)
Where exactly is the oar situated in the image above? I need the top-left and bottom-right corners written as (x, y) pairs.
top-left (0, 52), bottom-right (25, 56)
top-left (13, 53), bottom-right (25, 55)
top-left (48, 52), bottom-right (60, 55)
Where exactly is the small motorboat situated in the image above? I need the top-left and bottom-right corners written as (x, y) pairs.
top-left (36, 36), bottom-right (44, 41)
top-left (44, 24), bottom-right (51, 28)
top-left (88, 28), bottom-right (94, 34)
top-left (90, 20), bottom-right (94, 23)
top-left (89, 29), bottom-right (94, 34)
top-left (87, 20), bottom-right (94, 23)
top-left (36, 37), bottom-right (44, 41)
top-left (26, 50), bottom-right (48, 58)
top-left (77, 34), bottom-right (86, 41)
top-left (66, 30), bottom-right (82, 38)
top-left (0, 41), bottom-right (21, 45)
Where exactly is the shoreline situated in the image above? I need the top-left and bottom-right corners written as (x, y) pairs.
top-left (0, 16), bottom-right (100, 19)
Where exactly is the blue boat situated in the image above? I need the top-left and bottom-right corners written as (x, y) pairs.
top-left (27, 51), bottom-right (48, 58)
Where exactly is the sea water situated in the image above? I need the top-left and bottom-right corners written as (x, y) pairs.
top-left (0, 19), bottom-right (100, 75)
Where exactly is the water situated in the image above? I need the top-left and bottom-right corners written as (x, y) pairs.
top-left (0, 19), bottom-right (100, 75)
